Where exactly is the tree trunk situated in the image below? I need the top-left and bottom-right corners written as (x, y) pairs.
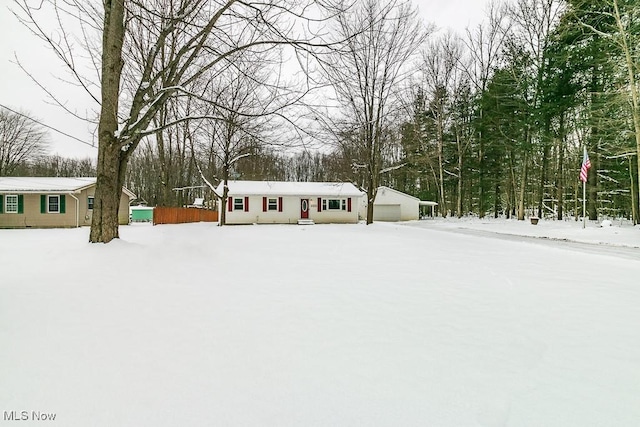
top-left (574, 178), bottom-right (579, 221)
top-left (90, 143), bottom-right (126, 243)
top-left (506, 149), bottom-right (515, 219)
top-left (457, 148), bottom-right (463, 218)
top-left (629, 155), bottom-right (638, 225)
top-left (366, 176), bottom-right (377, 225)
top-left (538, 118), bottom-right (551, 218)
top-left (219, 165), bottom-right (230, 226)
top-left (587, 143), bottom-right (598, 220)
top-left (437, 116), bottom-right (446, 218)
top-left (613, 0), bottom-right (640, 227)
top-left (556, 113), bottom-right (565, 220)
top-left (494, 183), bottom-right (500, 218)
top-left (517, 151), bottom-right (528, 221)
top-left (89, 0), bottom-right (125, 243)
top-left (478, 137), bottom-right (485, 218)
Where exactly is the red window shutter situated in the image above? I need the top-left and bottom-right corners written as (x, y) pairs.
top-left (228, 197), bottom-right (233, 212)
top-left (348, 198), bottom-right (352, 212)
top-left (262, 197), bottom-right (267, 212)
top-left (317, 197), bottom-right (322, 212)
top-left (278, 197), bottom-right (283, 212)
top-left (244, 196), bottom-right (249, 212)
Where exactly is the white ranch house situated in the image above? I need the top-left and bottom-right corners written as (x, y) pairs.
top-left (216, 181), bottom-right (363, 225)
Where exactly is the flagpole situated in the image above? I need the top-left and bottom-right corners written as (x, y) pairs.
top-left (583, 179), bottom-right (586, 229)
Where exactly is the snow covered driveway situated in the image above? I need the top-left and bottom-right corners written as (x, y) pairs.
top-left (1, 222), bottom-right (639, 426)
top-left (407, 223), bottom-right (640, 261)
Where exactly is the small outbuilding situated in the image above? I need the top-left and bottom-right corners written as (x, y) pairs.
top-left (0, 177), bottom-right (135, 228)
top-left (373, 186), bottom-right (437, 221)
top-left (130, 205), bottom-right (154, 222)
top-left (216, 180), bottom-right (363, 225)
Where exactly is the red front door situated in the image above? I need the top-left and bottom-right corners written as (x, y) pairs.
top-left (300, 199), bottom-right (309, 219)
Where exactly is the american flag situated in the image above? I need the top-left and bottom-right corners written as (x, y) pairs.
top-left (579, 147), bottom-right (591, 183)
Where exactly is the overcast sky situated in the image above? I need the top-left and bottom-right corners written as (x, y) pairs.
top-left (0, 1), bottom-right (501, 159)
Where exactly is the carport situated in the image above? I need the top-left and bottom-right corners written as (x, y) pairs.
top-left (419, 201), bottom-right (438, 218)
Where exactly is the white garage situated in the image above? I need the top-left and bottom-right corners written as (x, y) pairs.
top-left (373, 186), bottom-right (424, 222)
top-left (373, 204), bottom-right (402, 221)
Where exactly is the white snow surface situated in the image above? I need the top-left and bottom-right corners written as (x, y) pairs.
top-left (410, 216), bottom-right (640, 248)
top-left (0, 177), bottom-right (96, 193)
top-left (1, 219), bottom-right (639, 426)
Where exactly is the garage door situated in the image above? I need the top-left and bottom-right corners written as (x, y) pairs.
top-left (373, 204), bottom-right (401, 222)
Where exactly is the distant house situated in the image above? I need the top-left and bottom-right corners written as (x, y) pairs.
top-left (373, 186), bottom-right (437, 221)
top-left (216, 180), bottom-right (363, 225)
top-left (0, 177), bottom-right (136, 228)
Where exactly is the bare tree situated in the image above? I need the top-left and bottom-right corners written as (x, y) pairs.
top-left (0, 107), bottom-right (48, 176)
top-left (506, 0), bottom-right (563, 220)
top-left (14, 0), bottom-right (342, 242)
top-left (420, 32), bottom-right (463, 217)
top-left (194, 59), bottom-right (279, 226)
top-left (463, 0), bottom-right (510, 217)
top-left (320, 0), bottom-right (430, 224)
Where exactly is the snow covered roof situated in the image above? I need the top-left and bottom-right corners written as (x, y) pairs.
top-left (377, 185), bottom-right (420, 201)
top-left (0, 177), bottom-right (136, 199)
top-left (377, 186), bottom-right (438, 205)
top-left (217, 180), bottom-right (364, 197)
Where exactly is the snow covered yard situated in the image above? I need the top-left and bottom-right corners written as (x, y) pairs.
top-left (409, 216), bottom-right (640, 248)
top-left (1, 221), bottom-right (639, 426)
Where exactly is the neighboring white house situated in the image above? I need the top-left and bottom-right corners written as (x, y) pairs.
top-left (215, 181), bottom-right (363, 225)
top-left (373, 186), bottom-right (437, 221)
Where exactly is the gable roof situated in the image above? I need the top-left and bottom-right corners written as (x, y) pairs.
top-left (0, 177), bottom-right (136, 199)
top-left (217, 180), bottom-right (363, 197)
top-left (376, 185), bottom-right (420, 202)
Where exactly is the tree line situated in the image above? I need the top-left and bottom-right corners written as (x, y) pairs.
top-left (6, 0), bottom-right (640, 241)
top-left (378, 0), bottom-right (639, 223)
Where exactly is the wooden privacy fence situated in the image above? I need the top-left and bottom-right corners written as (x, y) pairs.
top-left (153, 207), bottom-right (218, 225)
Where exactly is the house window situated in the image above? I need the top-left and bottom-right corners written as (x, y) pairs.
top-left (233, 198), bottom-right (244, 211)
top-left (327, 199), bottom-right (343, 210)
top-left (48, 195), bottom-right (60, 213)
top-left (5, 195), bottom-right (18, 213)
top-left (268, 198), bottom-right (278, 211)
top-left (88, 196), bottom-right (94, 210)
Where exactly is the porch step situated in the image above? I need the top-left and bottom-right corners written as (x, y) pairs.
top-left (297, 219), bottom-right (315, 225)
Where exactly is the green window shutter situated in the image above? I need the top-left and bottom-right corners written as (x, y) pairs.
top-left (60, 195), bottom-right (66, 214)
top-left (18, 195), bottom-right (24, 214)
top-left (0, 195), bottom-right (4, 214)
top-left (41, 195), bottom-right (46, 213)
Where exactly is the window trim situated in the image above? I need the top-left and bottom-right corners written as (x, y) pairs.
top-left (327, 198), bottom-right (345, 211)
top-left (48, 195), bottom-right (60, 213)
top-left (5, 195), bottom-right (19, 214)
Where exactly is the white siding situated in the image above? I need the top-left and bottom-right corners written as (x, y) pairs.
top-left (222, 195), bottom-right (360, 225)
top-left (373, 187), bottom-right (419, 221)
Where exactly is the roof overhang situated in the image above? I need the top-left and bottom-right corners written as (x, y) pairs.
top-left (122, 187), bottom-right (137, 200)
top-left (217, 181), bottom-right (364, 198)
